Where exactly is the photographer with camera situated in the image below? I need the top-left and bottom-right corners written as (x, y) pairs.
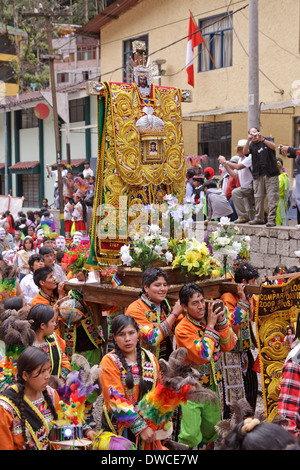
top-left (243, 127), bottom-right (279, 227)
top-left (279, 116), bottom-right (300, 223)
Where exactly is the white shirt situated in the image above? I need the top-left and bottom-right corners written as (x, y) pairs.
top-left (50, 169), bottom-right (68, 188)
top-left (52, 263), bottom-right (67, 283)
top-left (17, 249), bottom-right (35, 275)
top-left (236, 155), bottom-right (253, 186)
top-left (20, 272), bottom-right (39, 305)
top-left (64, 201), bottom-right (73, 221)
top-left (83, 168), bottom-right (94, 178)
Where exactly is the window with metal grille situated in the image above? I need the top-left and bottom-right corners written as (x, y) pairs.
top-left (123, 34), bottom-right (149, 83)
top-left (69, 98), bottom-right (85, 123)
top-left (21, 108), bottom-right (39, 129)
top-left (77, 46), bottom-right (97, 61)
top-left (57, 72), bottom-right (69, 84)
top-left (198, 121), bottom-right (232, 174)
top-left (198, 13), bottom-right (233, 72)
top-left (21, 174), bottom-right (40, 207)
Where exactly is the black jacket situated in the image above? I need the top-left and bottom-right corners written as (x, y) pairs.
top-left (287, 146), bottom-right (300, 176)
top-left (249, 139), bottom-right (279, 179)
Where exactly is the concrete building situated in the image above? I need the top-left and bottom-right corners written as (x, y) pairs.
top-left (0, 24), bottom-right (27, 97)
top-left (53, 24), bottom-right (100, 87)
top-left (82, 0), bottom-right (300, 178)
top-left (0, 83), bottom-right (98, 209)
top-left (0, 23), bottom-right (100, 209)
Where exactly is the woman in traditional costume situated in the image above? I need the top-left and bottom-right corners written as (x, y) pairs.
top-left (28, 304), bottom-right (71, 381)
top-left (16, 236), bottom-right (35, 281)
top-left (125, 267), bottom-right (182, 361)
top-left (99, 314), bottom-right (167, 450)
top-left (63, 195), bottom-right (74, 239)
top-left (72, 190), bottom-right (87, 236)
top-left (0, 347), bottom-right (59, 450)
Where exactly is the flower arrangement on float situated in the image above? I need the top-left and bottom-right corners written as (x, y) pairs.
top-left (119, 229), bottom-right (222, 283)
top-left (141, 194), bottom-right (200, 237)
top-left (120, 224), bottom-right (173, 272)
top-left (120, 194), bottom-right (202, 272)
top-left (169, 237), bottom-right (222, 279)
top-left (208, 217), bottom-right (251, 275)
top-left (62, 246), bottom-right (90, 276)
top-left (118, 197), bottom-right (228, 285)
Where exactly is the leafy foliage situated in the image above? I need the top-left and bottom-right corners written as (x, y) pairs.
top-left (0, 0), bottom-right (112, 90)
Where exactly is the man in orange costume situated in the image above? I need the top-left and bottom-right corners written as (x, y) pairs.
top-left (175, 283), bottom-right (237, 449)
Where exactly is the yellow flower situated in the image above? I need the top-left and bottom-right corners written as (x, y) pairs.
top-left (172, 254), bottom-right (182, 268)
top-left (188, 238), bottom-right (202, 252)
top-left (211, 268), bottom-right (222, 279)
top-left (200, 258), bottom-right (211, 276)
top-left (181, 251), bottom-right (199, 271)
top-left (200, 244), bottom-right (210, 257)
top-left (168, 239), bottom-right (179, 250)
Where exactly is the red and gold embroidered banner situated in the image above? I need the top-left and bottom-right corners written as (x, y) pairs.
top-left (255, 274), bottom-right (300, 420)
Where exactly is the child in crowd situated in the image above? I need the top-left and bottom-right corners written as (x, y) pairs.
top-left (27, 304), bottom-right (71, 381)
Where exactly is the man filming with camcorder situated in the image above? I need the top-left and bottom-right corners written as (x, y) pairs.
top-left (243, 127), bottom-right (279, 227)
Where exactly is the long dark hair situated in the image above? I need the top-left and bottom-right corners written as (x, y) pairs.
top-left (220, 420), bottom-right (295, 450)
top-left (28, 304), bottom-right (55, 332)
top-left (16, 347), bottom-right (58, 449)
top-left (111, 314), bottom-right (151, 397)
top-left (23, 236), bottom-right (34, 251)
top-left (4, 210), bottom-right (15, 229)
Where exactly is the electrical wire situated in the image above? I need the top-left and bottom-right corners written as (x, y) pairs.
top-left (54, 2), bottom-right (250, 92)
top-left (224, 0), bottom-right (284, 94)
top-left (1, 1), bottom-right (249, 86)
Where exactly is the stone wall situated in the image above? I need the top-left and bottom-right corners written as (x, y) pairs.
top-left (192, 221), bottom-right (300, 279)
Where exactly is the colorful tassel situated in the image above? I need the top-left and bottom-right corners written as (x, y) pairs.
top-left (92, 430), bottom-right (136, 450)
top-left (137, 382), bottom-right (192, 426)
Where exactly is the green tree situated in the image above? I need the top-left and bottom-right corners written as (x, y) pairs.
top-left (0, 0), bottom-right (110, 91)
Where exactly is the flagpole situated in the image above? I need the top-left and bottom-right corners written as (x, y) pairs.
top-left (189, 10), bottom-right (216, 69)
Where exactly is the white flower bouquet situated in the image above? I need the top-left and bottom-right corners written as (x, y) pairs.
top-left (208, 217), bottom-right (250, 275)
top-left (120, 224), bottom-right (173, 272)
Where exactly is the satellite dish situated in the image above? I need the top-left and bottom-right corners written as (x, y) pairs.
top-left (34, 103), bottom-right (50, 119)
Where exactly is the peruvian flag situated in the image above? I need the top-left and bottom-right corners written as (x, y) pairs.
top-left (186, 13), bottom-right (204, 87)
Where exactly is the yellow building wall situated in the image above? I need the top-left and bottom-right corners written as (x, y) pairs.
top-left (0, 52), bottom-right (19, 96)
top-left (99, 0), bottom-right (300, 181)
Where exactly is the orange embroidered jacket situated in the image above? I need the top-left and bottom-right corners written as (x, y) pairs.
top-left (175, 314), bottom-right (237, 386)
top-left (125, 296), bottom-right (182, 359)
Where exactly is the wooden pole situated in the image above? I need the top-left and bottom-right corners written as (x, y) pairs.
top-left (22, 10), bottom-right (72, 235)
top-left (189, 10), bottom-right (216, 70)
